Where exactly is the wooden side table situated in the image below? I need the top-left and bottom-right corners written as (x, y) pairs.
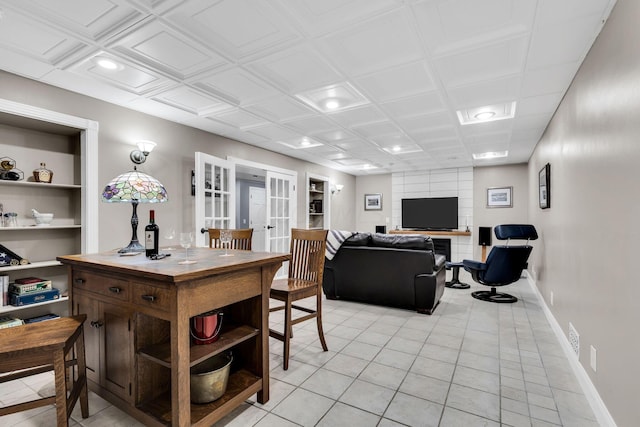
top-left (0, 314), bottom-right (89, 426)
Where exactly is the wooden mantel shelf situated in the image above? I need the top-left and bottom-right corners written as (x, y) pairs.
top-left (389, 230), bottom-right (471, 237)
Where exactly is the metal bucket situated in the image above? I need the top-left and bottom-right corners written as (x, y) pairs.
top-left (190, 352), bottom-right (232, 404)
top-left (190, 310), bottom-right (223, 345)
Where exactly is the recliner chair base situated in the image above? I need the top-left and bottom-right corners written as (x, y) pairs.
top-left (472, 288), bottom-right (518, 303)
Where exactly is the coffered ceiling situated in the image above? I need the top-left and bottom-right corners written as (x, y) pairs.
top-left (0, 0), bottom-right (616, 175)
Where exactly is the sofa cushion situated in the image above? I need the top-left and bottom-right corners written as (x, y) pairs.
top-left (342, 232), bottom-right (371, 246)
top-left (370, 233), bottom-right (434, 251)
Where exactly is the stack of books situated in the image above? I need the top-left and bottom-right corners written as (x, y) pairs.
top-left (0, 315), bottom-right (24, 329)
top-left (9, 276), bottom-right (59, 306)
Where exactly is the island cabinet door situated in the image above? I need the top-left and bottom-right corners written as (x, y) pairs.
top-left (73, 292), bottom-right (135, 403)
top-left (102, 303), bottom-right (134, 403)
top-left (74, 293), bottom-right (100, 385)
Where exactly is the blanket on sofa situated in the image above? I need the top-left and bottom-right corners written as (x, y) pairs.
top-left (325, 230), bottom-right (354, 260)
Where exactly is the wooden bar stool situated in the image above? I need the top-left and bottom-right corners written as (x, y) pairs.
top-left (0, 314), bottom-right (89, 426)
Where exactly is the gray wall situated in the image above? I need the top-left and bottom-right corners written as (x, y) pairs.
top-left (529, 0), bottom-right (637, 424)
top-left (0, 71), bottom-right (356, 251)
top-left (355, 173), bottom-right (393, 233)
top-left (473, 164), bottom-right (529, 260)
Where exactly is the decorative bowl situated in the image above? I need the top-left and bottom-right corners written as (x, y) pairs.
top-left (32, 209), bottom-right (54, 226)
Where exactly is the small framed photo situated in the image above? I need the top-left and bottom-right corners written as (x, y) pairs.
top-left (539, 163), bottom-right (550, 209)
top-left (364, 193), bottom-right (382, 210)
top-left (487, 186), bottom-right (513, 208)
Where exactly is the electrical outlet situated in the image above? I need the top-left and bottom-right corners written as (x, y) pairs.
top-left (590, 345), bottom-right (597, 371)
top-left (569, 323), bottom-right (580, 357)
top-left (550, 291), bottom-right (554, 306)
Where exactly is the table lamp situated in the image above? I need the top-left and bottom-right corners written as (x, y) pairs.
top-left (102, 141), bottom-right (168, 253)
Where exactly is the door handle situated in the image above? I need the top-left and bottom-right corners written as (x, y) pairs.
top-left (200, 228), bottom-right (208, 234)
top-left (266, 225), bottom-right (275, 229)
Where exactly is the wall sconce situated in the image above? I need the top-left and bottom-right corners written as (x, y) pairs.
top-left (129, 140), bottom-right (157, 164)
top-left (331, 184), bottom-right (344, 194)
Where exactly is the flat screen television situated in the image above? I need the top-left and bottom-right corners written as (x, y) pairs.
top-left (401, 197), bottom-right (458, 231)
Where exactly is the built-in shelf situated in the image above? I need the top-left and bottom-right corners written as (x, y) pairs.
top-left (0, 225), bottom-right (81, 231)
top-left (0, 260), bottom-right (62, 272)
top-left (0, 180), bottom-right (81, 189)
top-left (0, 296), bottom-right (68, 315)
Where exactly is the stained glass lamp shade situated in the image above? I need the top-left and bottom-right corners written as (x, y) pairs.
top-left (102, 167), bottom-right (168, 253)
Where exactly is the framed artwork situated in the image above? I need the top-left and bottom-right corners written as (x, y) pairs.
top-left (364, 193), bottom-right (382, 210)
top-left (487, 186), bottom-right (513, 208)
top-left (539, 163), bottom-right (551, 209)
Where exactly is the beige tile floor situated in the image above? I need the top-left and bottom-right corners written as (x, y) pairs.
top-left (0, 276), bottom-right (599, 426)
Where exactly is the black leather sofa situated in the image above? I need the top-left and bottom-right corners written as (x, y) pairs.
top-left (322, 233), bottom-right (446, 314)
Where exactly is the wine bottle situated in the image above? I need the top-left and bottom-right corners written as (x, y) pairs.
top-left (145, 210), bottom-right (159, 257)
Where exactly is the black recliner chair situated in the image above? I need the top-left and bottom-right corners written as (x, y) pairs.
top-left (462, 224), bottom-right (538, 303)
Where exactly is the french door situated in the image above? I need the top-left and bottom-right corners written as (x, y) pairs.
top-left (194, 152), bottom-right (235, 247)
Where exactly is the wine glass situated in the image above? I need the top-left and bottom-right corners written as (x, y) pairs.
top-left (178, 232), bottom-right (196, 265)
top-left (220, 230), bottom-right (233, 257)
top-left (164, 227), bottom-right (176, 250)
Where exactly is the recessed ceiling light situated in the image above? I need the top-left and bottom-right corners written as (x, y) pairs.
top-left (474, 111), bottom-right (495, 120)
top-left (472, 150), bottom-right (508, 160)
top-left (457, 102), bottom-right (516, 125)
top-left (94, 56), bottom-right (121, 71)
top-left (295, 82), bottom-right (369, 113)
top-left (392, 145), bottom-right (401, 152)
top-left (325, 99), bottom-right (340, 110)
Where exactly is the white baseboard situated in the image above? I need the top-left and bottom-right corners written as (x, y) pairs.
top-left (525, 275), bottom-right (616, 427)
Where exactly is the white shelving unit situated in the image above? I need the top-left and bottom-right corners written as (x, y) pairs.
top-left (0, 98), bottom-right (98, 320)
top-left (306, 173), bottom-right (330, 230)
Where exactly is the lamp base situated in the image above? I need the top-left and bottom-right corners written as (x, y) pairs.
top-left (118, 240), bottom-right (144, 254)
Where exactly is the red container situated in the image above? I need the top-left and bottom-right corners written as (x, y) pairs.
top-left (191, 310), bottom-right (224, 345)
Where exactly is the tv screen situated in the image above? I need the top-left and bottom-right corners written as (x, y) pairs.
top-left (401, 197), bottom-right (458, 231)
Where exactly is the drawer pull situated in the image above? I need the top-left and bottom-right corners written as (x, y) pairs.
top-left (108, 286), bottom-right (122, 294)
top-left (141, 294), bottom-right (156, 302)
top-left (90, 320), bottom-right (103, 329)
top-left (74, 278), bottom-right (86, 284)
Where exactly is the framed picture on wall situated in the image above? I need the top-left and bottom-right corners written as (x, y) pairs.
top-left (364, 193), bottom-right (382, 210)
top-left (539, 163), bottom-right (550, 209)
top-left (487, 186), bottom-right (513, 208)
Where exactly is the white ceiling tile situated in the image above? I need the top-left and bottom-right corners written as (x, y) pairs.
top-left (320, 9), bottom-right (423, 76)
top-left (247, 124), bottom-right (301, 141)
top-left (517, 93), bottom-right (564, 116)
top-left (512, 113), bottom-right (553, 132)
top-left (244, 96), bottom-right (316, 122)
top-left (246, 44), bottom-right (343, 93)
top-left (165, 0), bottom-right (301, 60)
top-left (328, 105), bottom-right (386, 128)
top-left (207, 109), bottom-right (268, 130)
top-left (0, 8), bottom-right (88, 65)
top-left (194, 68), bottom-right (279, 106)
top-left (109, 19), bottom-right (227, 78)
top-left (528, 14), bottom-right (605, 68)
top-left (521, 63), bottom-right (578, 97)
top-left (447, 75), bottom-right (521, 109)
top-left (351, 121), bottom-right (401, 138)
top-left (355, 61), bottom-right (435, 103)
top-left (535, 0), bottom-right (613, 26)
top-left (152, 86), bottom-right (233, 116)
top-left (396, 111), bottom-right (455, 132)
top-left (409, 126), bottom-right (458, 143)
top-left (435, 36), bottom-right (529, 87)
top-left (311, 129), bottom-right (356, 143)
top-left (412, 0), bottom-right (536, 55)
top-left (381, 92), bottom-right (446, 119)
top-left (5, 0), bottom-right (143, 41)
top-left (283, 115), bottom-right (338, 135)
top-left (274, 0), bottom-right (400, 37)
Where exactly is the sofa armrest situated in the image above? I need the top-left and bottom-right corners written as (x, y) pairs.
top-left (434, 254), bottom-right (446, 271)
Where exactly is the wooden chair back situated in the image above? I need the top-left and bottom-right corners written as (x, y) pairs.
top-left (288, 228), bottom-right (328, 284)
top-left (208, 228), bottom-right (254, 250)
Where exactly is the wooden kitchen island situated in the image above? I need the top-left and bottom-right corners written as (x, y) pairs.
top-left (58, 248), bottom-right (289, 427)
